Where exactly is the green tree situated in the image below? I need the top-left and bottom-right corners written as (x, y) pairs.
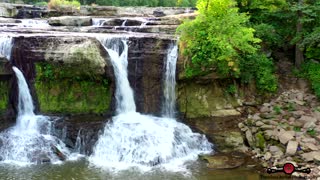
top-left (177, 0), bottom-right (277, 92)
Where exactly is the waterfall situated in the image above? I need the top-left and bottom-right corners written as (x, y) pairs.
top-left (162, 43), bottom-right (178, 118)
top-left (99, 37), bottom-right (136, 113)
top-left (121, 19), bottom-right (127, 27)
top-left (90, 38), bottom-right (212, 171)
top-left (92, 18), bottom-right (110, 27)
top-left (74, 129), bottom-right (85, 154)
top-left (0, 36), bottom-right (13, 61)
top-left (0, 66), bottom-right (71, 165)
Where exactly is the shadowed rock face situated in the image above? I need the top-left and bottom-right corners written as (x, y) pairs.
top-left (7, 35), bottom-right (172, 116)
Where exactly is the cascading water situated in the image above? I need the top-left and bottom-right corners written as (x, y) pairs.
top-left (0, 66), bottom-right (71, 165)
top-left (162, 43), bottom-right (178, 118)
top-left (0, 35), bottom-right (13, 61)
top-left (90, 38), bottom-right (212, 171)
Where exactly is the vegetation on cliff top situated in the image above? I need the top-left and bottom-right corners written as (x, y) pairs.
top-left (177, 0), bottom-right (277, 93)
top-left (177, 0), bottom-right (320, 94)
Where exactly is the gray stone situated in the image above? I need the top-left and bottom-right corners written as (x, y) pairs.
top-left (246, 130), bottom-right (254, 148)
top-left (299, 116), bottom-right (317, 123)
top-left (269, 146), bottom-right (283, 156)
top-left (304, 143), bottom-right (319, 151)
top-left (286, 141), bottom-right (298, 155)
top-left (313, 111), bottom-right (320, 121)
top-left (260, 125), bottom-right (275, 130)
top-left (260, 106), bottom-right (270, 113)
top-left (264, 152), bottom-right (272, 161)
top-left (303, 121), bottom-right (316, 129)
top-left (278, 130), bottom-right (294, 144)
top-left (252, 114), bottom-right (261, 121)
top-left (302, 138), bottom-right (317, 144)
top-left (255, 121), bottom-right (264, 127)
top-left (301, 151), bottom-right (320, 162)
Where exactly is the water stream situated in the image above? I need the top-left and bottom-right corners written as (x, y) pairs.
top-left (0, 67), bottom-right (72, 165)
top-left (0, 35), bottom-right (13, 61)
top-left (90, 38), bottom-right (212, 172)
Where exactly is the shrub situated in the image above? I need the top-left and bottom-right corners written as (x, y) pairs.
top-left (48, 0), bottom-right (81, 11)
top-left (177, 0), bottom-right (277, 93)
top-left (300, 62), bottom-right (320, 98)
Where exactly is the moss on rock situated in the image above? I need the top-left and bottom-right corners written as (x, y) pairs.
top-left (35, 63), bottom-right (111, 114)
top-left (0, 81), bottom-right (8, 114)
top-left (178, 81), bottom-right (241, 118)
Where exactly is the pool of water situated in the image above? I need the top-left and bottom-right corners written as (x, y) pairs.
top-left (0, 158), bottom-right (267, 180)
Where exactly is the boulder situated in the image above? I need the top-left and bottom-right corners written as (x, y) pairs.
top-left (264, 152), bottom-right (272, 161)
top-left (199, 152), bottom-right (245, 169)
top-left (269, 146), bottom-right (284, 156)
top-left (304, 143), bottom-right (319, 151)
top-left (246, 130), bottom-right (254, 148)
top-left (153, 10), bottom-right (166, 17)
top-left (286, 140), bottom-right (298, 155)
top-left (298, 116), bottom-right (317, 123)
top-left (48, 16), bottom-right (92, 26)
top-left (301, 151), bottom-right (320, 162)
top-left (278, 130), bottom-right (294, 144)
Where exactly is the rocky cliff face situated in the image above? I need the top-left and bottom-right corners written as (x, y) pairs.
top-left (0, 3), bottom-right (257, 153)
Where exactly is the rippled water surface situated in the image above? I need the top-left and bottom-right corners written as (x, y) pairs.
top-left (0, 158), bottom-right (267, 180)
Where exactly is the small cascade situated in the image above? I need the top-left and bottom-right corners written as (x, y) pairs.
top-left (74, 129), bottom-right (85, 154)
top-left (162, 43), bottom-right (178, 118)
top-left (98, 37), bottom-right (136, 113)
top-left (92, 18), bottom-right (110, 27)
top-left (121, 19), bottom-right (127, 27)
top-left (90, 38), bottom-right (212, 171)
top-left (0, 66), bottom-right (71, 165)
top-left (0, 36), bottom-right (13, 61)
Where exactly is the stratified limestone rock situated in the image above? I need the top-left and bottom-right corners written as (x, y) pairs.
top-left (177, 81), bottom-right (241, 118)
top-left (48, 16), bottom-right (92, 26)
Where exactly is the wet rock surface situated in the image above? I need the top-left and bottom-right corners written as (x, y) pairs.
top-left (52, 114), bottom-right (107, 155)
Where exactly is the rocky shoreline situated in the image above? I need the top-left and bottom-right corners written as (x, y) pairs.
top-left (240, 89), bottom-right (320, 179)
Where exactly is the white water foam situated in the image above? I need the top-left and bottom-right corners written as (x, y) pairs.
top-left (0, 67), bottom-right (73, 165)
top-left (92, 18), bottom-right (111, 27)
top-left (18, 19), bottom-right (50, 28)
top-left (90, 38), bottom-right (213, 172)
top-left (0, 35), bottom-right (13, 61)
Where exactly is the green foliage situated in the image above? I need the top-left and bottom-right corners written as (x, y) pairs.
top-left (273, 105), bottom-right (282, 114)
top-left (293, 126), bottom-right (301, 132)
top-left (239, 53), bottom-right (277, 92)
top-left (177, 0), bottom-right (277, 93)
top-left (226, 84), bottom-right (237, 95)
top-left (0, 81), bottom-right (8, 113)
top-left (178, 0), bottom-right (260, 76)
top-left (284, 102), bottom-right (295, 111)
top-left (48, 0), bottom-right (81, 10)
top-left (35, 1), bottom-right (48, 6)
top-left (307, 128), bottom-right (316, 137)
top-left (300, 62), bottom-right (320, 98)
top-left (301, 27), bottom-right (320, 61)
top-left (253, 23), bottom-right (282, 49)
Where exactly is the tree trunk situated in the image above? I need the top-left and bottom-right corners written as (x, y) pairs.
top-left (295, 0), bottom-right (304, 68)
